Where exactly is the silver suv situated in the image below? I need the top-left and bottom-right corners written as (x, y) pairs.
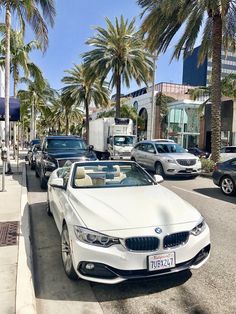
top-left (131, 140), bottom-right (202, 177)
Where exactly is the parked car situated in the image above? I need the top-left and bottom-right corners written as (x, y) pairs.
top-left (219, 146), bottom-right (236, 161)
top-left (29, 138), bottom-right (40, 148)
top-left (35, 136), bottom-right (97, 189)
top-left (131, 140), bottom-right (202, 177)
top-left (47, 160), bottom-right (210, 284)
top-left (212, 158), bottom-right (236, 196)
top-left (188, 147), bottom-right (210, 159)
top-left (26, 144), bottom-right (41, 170)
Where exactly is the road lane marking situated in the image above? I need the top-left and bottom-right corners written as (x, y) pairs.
top-left (172, 186), bottom-right (211, 199)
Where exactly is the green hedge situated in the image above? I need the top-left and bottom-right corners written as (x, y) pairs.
top-left (200, 158), bottom-right (215, 173)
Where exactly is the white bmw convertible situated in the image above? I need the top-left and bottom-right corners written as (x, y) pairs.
top-left (47, 161), bottom-right (210, 284)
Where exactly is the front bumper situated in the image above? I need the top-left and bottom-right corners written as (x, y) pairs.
top-left (163, 162), bottom-right (202, 176)
top-left (78, 244), bottom-right (210, 283)
top-left (70, 225), bottom-right (210, 284)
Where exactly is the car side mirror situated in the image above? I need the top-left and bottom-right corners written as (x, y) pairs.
top-left (154, 174), bottom-right (164, 184)
top-left (49, 177), bottom-right (65, 189)
top-left (88, 145), bottom-right (94, 151)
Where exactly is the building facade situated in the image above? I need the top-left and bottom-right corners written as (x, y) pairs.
top-left (183, 45), bottom-right (236, 86)
top-left (125, 82), bottom-right (201, 147)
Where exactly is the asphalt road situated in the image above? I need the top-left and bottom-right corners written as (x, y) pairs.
top-left (27, 166), bottom-right (236, 314)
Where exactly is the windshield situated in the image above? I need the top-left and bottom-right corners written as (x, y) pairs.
top-left (47, 139), bottom-right (87, 150)
top-left (113, 136), bottom-right (134, 146)
top-left (72, 162), bottom-right (154, 188)
top-left (155, 143), bottom-right (186, 154)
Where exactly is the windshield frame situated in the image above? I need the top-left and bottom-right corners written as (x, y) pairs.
top-left (71, 161), bottom-right (156, 189)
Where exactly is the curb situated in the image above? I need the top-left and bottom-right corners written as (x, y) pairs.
top-left (15, 164), bottom-right (36, 314)
top-left (200, 172), bottom-right (213, 178)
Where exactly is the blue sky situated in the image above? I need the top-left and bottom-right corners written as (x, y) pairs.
top-left (26, 0), bottom-right (184, 94)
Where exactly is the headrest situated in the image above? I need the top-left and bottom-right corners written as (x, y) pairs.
top-left (113, 165), bottom-right (120, 177)
top-left (75, 167), bottom-right (85, 179)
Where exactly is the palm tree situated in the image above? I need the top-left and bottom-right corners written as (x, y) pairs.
top-left (155, 93), bottom-right (175, 138)
top-left (62, 64), bottom-right (110, 142)
top-left (0, 28), bottom-right (43, 97)
top-left (83, 15), bottom-right (153, 118)
top-left (138, 0), bottom-right (236, 162)
top-left (18, 77), bottom-right (56, 140)
top-left (1, 0), bottom-right (55, 173)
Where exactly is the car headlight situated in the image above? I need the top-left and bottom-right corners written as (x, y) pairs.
top-left (44, 160), bottom-right (57, 168)
top-left (74, 226), bottom-right (120, 247)
top-left (191, 219), bottom-right (206, 236)
top-left (164, 157), bottom-right (176, 164)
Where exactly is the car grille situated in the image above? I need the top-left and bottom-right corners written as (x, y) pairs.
top-left (57, 158), bottom-right (81, 167)
top-left (119, 152), bottom-right (131, 157)
top-left (176, 159), bottom-right (196, 166)
top-left (125, 237), bottom-right (159, 251)
top-left (163, 232), bottom-right (189, 248)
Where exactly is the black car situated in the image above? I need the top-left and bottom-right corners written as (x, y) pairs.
top-left (35, 136), bottom-right (97, 189)
top-left (188, 147), bottom-right (210, 159)
top-left (212, 158), bottom-right (236, 196)
top-left (29, 139), bottom-right (41, 148)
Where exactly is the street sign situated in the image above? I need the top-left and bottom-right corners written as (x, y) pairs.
top-left (0, 97), bottom-right (20, 121)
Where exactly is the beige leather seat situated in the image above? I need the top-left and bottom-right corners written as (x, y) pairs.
top-left (74, 167), bottom-right (93, 187)
top-left (112, 165), bottom-right (126, 182)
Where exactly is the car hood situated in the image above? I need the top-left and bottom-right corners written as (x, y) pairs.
top-left (47, 150), bottom-right (96, 160)
top-left (69, 185), bottom-right (201, 232)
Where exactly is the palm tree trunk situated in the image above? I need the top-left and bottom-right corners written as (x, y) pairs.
top-left (85, 99), bottom-right (89, 144)
top-left (65, 108), bottom-right (69, 135)
top-left (4, 2), bottom-right (12, 173)
top-left (115, 73), bottom-right (121, 118)
top-left (13, 70), bottom-right (17, 159)
top-left (30, 102), bottom-right (35, 141)
top-left (211, 14), bottom-right (222, 162)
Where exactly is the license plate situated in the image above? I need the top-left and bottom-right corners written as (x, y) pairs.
top-left (186, 168), bottom-right (193, 173)
top-left (148, 252), bottom-right (175, 271)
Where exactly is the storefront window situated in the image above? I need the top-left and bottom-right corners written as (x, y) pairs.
top-left (167, 102), bottom-right (200, 148)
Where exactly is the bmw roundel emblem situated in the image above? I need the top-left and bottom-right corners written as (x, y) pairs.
top-left (155, 227), bottom-right (162, 234)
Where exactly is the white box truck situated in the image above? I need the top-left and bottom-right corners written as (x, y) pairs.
top-left (89, 118), bottom-right (136, 159)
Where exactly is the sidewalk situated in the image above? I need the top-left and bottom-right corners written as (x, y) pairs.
top-left (0, 151), bottom-right (36, 314)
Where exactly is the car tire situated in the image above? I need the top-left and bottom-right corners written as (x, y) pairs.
top-left (35, 167), bottom-right (40, 178)
top-left (40, 169), bottom-right (47, 190)
top-left (220, 176), bottom-right (236, 196)
top-left (61, 224), bottom-right (78, 280)
top-left (46, 193), bottom-right (52, 216)
top-left (155, 162), bottom-right (165, 177)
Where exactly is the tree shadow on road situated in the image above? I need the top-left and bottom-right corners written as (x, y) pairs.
top-left (193, 187), bottom-right (236, 205)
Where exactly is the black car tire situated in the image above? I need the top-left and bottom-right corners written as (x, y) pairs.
top-left (220, 176), bottom-right (236, 196)
top-left (35, 168), bottom-right (40, 178)
top-left (61, 224), bottom-right (78, 280)
top-left (46, 193), bottom-right (52, 216)
top-left (155, 162), bottom-right (165, 177)
top-left (40, 169), bottom-right (48, 190)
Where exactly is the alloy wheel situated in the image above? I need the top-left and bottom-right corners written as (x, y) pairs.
top-left (221, 177), bottom-right (235, 195)
top-left (61, 225), bottom-right (77, 280)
